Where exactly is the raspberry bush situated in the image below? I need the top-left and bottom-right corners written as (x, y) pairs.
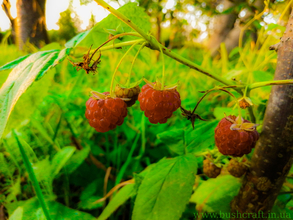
top-left (1, 0), bottom-right (293, 220)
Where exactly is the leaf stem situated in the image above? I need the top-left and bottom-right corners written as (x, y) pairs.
top-left (100, 39), bottom-right (145, 52)
top-left (126, 42), bottom-right (147, 87)
top-left (13, 131), bottom-right (52, 220)
top-left (159, 45), bottom-right (165, 89)
top-left (110, 41), bottom-right (141, 96)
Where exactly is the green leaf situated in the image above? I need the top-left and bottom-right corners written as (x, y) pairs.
top-left (0, 54), bottom-right (30, 71)
top-left (65, 30), bottom-right (90, 48)
top-left (9, 207), bottom-right (24, 220)
top-left (9, 198), bottom-right (96, 220)
top-left (78, 196), bottom-right (103, 210)
top-left (132, 154), bottom-right (198, 220)
top-left (51, 147), bottom-right (76, 178)
top-left (0, 48), bottom-right (70, 139)
top-left (185, 120), bottom-right (219, 154)
top-left (157, 129), bottom-right (185, 155)
top-left (98, 184), bottom-right (136, 220)
top-left (64, 146), bottom-right (90, 174)
top-left (190, 175), bottom-right (241, 213)
top-left (0, 152), bottom-right (13, 177)
top-left (71, 3), bottom-right (151, 48)
top-left (267, 23), bottom-right (286, 32)
top-left (213, 107), bottom-right (245, 120)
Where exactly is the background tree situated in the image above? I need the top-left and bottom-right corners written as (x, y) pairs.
top-left (15, 0), bottom-right (49, 49)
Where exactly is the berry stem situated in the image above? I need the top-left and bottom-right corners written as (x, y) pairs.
top-left (93, 0), bottom-right (240, 93)
top-left (159, 44), bottom-right (166, 90)
top-left (126, 41), bottom-right (147, 87)
top-left (249, 79), bottom-right (293, 90)
top-left (193, 87), bottom-right (236, 114)
top-left (73, 39), bottom-right (146, 58)
top-left (110, 41), bottom-right (141, 96)
top-left (90, 32), bottom-right (142, 59)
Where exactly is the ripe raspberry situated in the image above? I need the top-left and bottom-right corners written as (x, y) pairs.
top-left (214, 115), bottom-right (259, 157)
top-left (227, 159), bottom-right (248, 178)
top-left (138, 83), bottom-right (181, 124)
top-left (203, 157), bottom-right (221, 178)
top-left (85, 92), bottom-right (127, 133)
top-left (114, 84), bottom-right (140, 107)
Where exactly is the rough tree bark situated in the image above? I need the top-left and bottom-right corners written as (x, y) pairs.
top-left (15, 0), bottom-right (49, 49)
top-left (231, 9), bottom-right (293, 220)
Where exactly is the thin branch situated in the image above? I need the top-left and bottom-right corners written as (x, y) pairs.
top-left (93, 0), bottom-right (240, 91)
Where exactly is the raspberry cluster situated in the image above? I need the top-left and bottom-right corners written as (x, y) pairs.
top-left (85, 92), bottom-right (127, 133)
top-left (214, 115), bottom-right (259, 157)
top-left (138, 84), bottom-right (181, 124)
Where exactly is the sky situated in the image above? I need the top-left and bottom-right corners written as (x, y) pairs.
top-left (0, 0), bottom-right (120, 31)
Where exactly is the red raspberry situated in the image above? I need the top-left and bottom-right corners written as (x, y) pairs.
top-left (85, 92), bottom-right (127, 133)
top-left (214, 115), bottom-right (259, 157)
top-left (138, 84), bottom-right (181, 124)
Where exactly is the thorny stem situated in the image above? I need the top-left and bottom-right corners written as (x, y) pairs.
top-left (126, 42), bottom-right (147, 87)
top-left (110, 41), bottom-right (141, 96)
top-left (93, 0), bottom-right (239, 91)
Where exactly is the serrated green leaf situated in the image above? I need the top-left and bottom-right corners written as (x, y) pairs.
top-left (51, 147), bottom-right (76, 178)
top-left (65, 30), bottom-right (90, 48)
top-left (70, 3), bottom-right (150, 48)
top-left (185, 120), bottom-right (219, 154)
top-left (98, 184), bottom-right (135, 220)
top-left (190, 175), bottom-right (241, 213)
top-left (0, 49), bottom-right (69, 139)
top-left (157, 129), bottom-right (185, 155)
top-left (0, 54), bottom-right (30, 71)
top-left (132, 154), bottom-right (198, 220)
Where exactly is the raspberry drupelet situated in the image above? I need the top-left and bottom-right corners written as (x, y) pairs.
top-left (85, 92), bottom-right (127, 133)
top-left (138, 83), bottom-right (181, 124)
top-left (214, 115), bottom-right (259, 157)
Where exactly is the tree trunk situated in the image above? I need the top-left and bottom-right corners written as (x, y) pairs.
top-left (2, 0), bottom-right (16, 43)
top-left (207, 0), bottom-right (238, 57)
top-left (15, 0), bottom-right (49, 50)
top-left (231, 9), bottom-right (293, 219)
